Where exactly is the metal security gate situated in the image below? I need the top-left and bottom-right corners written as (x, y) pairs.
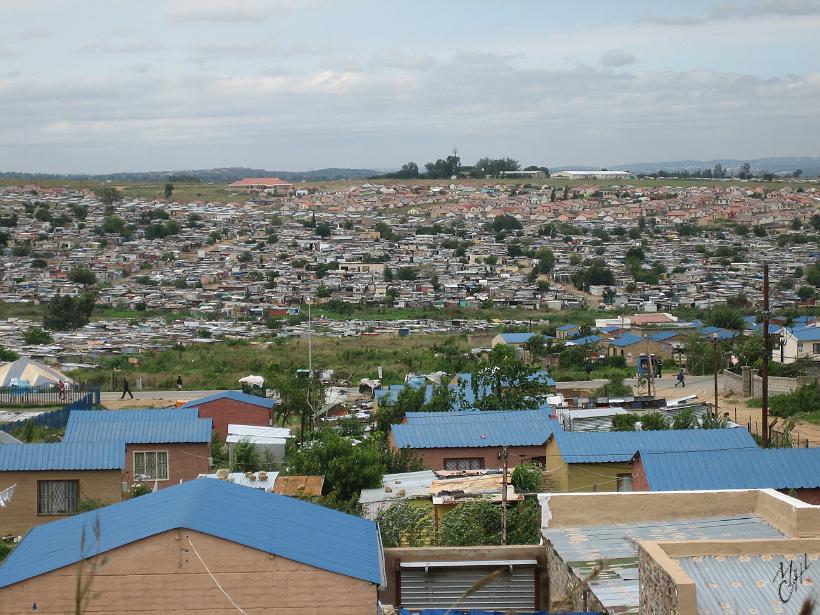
top-left (399, 560), bottom-right (538, 611)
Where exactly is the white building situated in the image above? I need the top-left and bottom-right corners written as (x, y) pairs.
top-left (551, 170), bottom-right (634, 180)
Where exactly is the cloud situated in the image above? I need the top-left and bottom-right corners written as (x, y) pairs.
top-left (599, 50), bottom-right (637, 68)
top-left (80, 40), bottom-right (165, 54)
top-left (167, 0), bottom-right (317, 22)
top-left (370, 50), bottom-right (436, 72)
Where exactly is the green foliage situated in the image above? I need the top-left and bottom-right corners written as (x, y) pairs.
top-left (573, 259), bottom-right (615, 289)
top-left (95, 186), bottom-right (122, 206)
top-left (374, 222), bottom-right (395, 240)
top-left (702, 306), bottom-right (744, 331)
top-left (164, 182), bottom-right (174, 198)
top-left (700, 412), bottom-right (728, 429)
top-left (231, 437), bottom-right (260, 472)
top-left (0, 541), bottom-right (12, 562)
top-left (640, 412), bottom-right (670, 431)
top-left (769, 384), bottom-right (820, 418)
top-left (424, 152), bottom-right (460, 179)
top-left (23, 326), bottom-right (53, 344)
top-left (143, 220), bottom-right (181, 240)
top-left (315, 222), bottom-right (332, 238)
top-left (68, 267), bottom-right (97, 286)
top-left (78, 498), bottom-right (107, 512)
top-left (463, 345), bottom-right (552, 411)
top-left (43, 292), bottom-right (95, 330)
top-left (210, 432), bottom-right (228, 468)
top-left (485, 214), bottom-right (522, 233)
top-left (396, 266), bottom-right (418, 281)
top-left (285, 428), bottom-right (384, 502)
top-left (439, 500), bottom-right (541, 546)
top-left (612, 413), bottom-right (638, 431)
top-left (671, 408), bottom-right (698, 430)
top-left (511, 461), bottom-right (543, 493)
top-left (377, 501), bottom-right (434, 547)
top-left (594, 377), bottom-right (633, 397)
top-left (0, 345), bottom-right (19, 361)
top-left (129, 483), bottom-right (153, 498)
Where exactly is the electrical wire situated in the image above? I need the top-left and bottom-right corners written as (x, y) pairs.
top-left (187, 536), bottom-right (249, 615)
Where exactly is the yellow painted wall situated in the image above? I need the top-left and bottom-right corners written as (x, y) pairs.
top-left (545, 438), bottom-right (632, 492)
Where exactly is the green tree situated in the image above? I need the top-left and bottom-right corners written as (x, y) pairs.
top-left (164, 182), bottom-right (174, 198)
top-left (798, 286), bottom-right (816, 301)
top-left (396, 162), bottom-right (420, 179)
top-left (671, 408), bottom-right (698, 430)
top-left (511, 461), bottom-right (544, 493)
top-left (95, 186), bottom-right (122, 206)
top-left (315, 222), bottom-right (332, 238)
top-left (702, 306), bottom-right (744, 331)
top-left (23, 327), bottom-right (53, 345)
top-left (612, 413), bottom-right (638, 431)
top-left (640, 412), bottom-right (670, 431)
top-left (68, 267), bottom-right (97, 287)
top-left (461, 345), bottom-right (552, 411)
top-left (377, 501), bottom-right (433, 547)
top-left (43, 293), bottom-right (96, 330)
top-left (397, 267), bottom-right (418, 281)
top-left (0, 345), bottom-right (19, 361)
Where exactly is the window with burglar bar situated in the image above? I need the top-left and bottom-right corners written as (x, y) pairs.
top-left (443, 458), bottom-right (484, 471)
top-left (134, 451), bottom-right (169, 480)
top-left (37, 480), bottom-right (79, 515)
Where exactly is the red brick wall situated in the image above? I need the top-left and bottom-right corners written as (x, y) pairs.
top-left (631, 455), bottom-right (649, 491)
top-left (125, 443), bottom-right (210, 489)
top-left (782, 488), bottom-right (820, 505)
top-left (197, 399), bottom-right (271, 440)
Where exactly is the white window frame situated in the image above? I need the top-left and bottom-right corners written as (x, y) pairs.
top-left (133, 450), bottom-right (169, 481)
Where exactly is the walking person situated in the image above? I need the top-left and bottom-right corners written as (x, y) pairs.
top-left (58, 379), bottom-right (66, 401)
top-left (675, 368), bottom-right (685, 388)
top-left (176, 374), bottom-right (183, 391)
top-left (656, 359), bottom-right (663, 379)
top-left (121, 376), bottom-right (134, 400)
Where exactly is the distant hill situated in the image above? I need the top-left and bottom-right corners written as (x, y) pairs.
top-left (609, 157), bottom-right (820, 177)
top-left (0, 167), bottom-right (385, 183)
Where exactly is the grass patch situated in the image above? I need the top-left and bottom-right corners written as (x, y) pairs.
top-left (71, 334), bottom-right (475, 391)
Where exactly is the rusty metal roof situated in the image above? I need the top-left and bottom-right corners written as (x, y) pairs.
top-left (273, 475), bottom-right (324, 497)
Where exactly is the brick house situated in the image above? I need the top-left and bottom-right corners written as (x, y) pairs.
top-left (63, 409), bottom-right (211, 490)
top-left (178, 391), bottom-right (277, 440)
top-left (632, 448), bottom-right (820, 504)
top-left (0, 441), bottom-right (124, 536)
top-left (0, 480), bottom-right (383, 615)
top-left (389, 409), bottom-right (556, 470)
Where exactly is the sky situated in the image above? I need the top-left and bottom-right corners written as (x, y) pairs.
top-left (1, 0), bottom-right (819, 173)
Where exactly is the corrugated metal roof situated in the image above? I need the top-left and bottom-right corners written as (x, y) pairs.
top-left (177, 390), bottom-right (277, 410)
top-left (678, 553), bottom-right (818, 614)
top-left (0, 441), bottom-right (124, 471)
top-left (608, 333), bottom-right (644, 347)
top-left (543, 514), bottom-right (783, 614)
top-left (641, 448), bottom-right (820, 491)
top-left (0, 479), bottom-right (383, 588)
top-left (550, 428), bottom-right (757, 463)
top-left (64, 410), bottom-right (211, 444)
top-left (499, 333), bottom-right (535, 344)
top-left (789, 324), bottom-right (820, 341)
top-left (393, 412), bottom-right (557, 449)
top-left (273, 475), bottom-right (325, 497)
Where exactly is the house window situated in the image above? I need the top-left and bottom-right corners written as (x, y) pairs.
top-left (444, 458), bottom-right (484, 471)
top-left (134, 451), bottom-right (169, 480)
top-left (617, 474), bottom-right (633, 492)
top-left (37, 480), bottom-right (79, 515)
top-left (813, 343), bottom-right (820, 355)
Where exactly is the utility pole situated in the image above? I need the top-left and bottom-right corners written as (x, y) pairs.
top-left (500, 446), bottom-right (509, 545)
top-left (644, 334), bottom-right (653, 397)
top-left (712, 335), bottom-right (719, 416)
top-left (762, 263), bottom-right (770, 448)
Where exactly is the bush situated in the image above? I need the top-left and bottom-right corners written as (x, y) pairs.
top-left (769, 384), bottom-right (820, 418)
top-left (511, 461), bottom-right (543, 493)
top-left (612, 413), bottom-right (638, 431)
top-left (640, 412), bottom-right (670, 431)
top-left (23, 326), bottom-right (53, 345)
top-left (0, 541), bottom-right (12, 562)
top-left (594, 377), bottom-right (633, 397)
top-left (439, 500), bottom-right (541, 546)
top-left (671, 408), bottom-right (698, 430)
top-left (377, 501), bottom-right (434, 547)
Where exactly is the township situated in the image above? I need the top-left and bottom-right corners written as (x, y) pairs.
top-left (1, 177), bottom-right (820, 614)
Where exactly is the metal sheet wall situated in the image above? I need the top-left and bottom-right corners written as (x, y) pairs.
top-left (400, 565), bottom-right (536, 611)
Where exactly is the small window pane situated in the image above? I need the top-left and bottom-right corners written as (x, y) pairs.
top-left (38, 480), bottom-right (79, 515)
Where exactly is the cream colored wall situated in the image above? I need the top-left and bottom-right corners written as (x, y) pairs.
top-left (0, 470), bottom-right (123, 537)
top-left (0, 529), bottom-right (377, 615)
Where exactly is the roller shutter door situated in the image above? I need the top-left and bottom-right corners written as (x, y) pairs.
top-left (399, 560), bottom-right (537, 611)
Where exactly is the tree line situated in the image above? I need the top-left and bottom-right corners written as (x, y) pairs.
top-left (384, 150), bottom-right (549, 180)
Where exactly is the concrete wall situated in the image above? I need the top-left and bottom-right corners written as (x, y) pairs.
top-left (544, 540), bottom-right (605, 612)
top-left (637, 542), bottom-right (697, 615)
top-left (197, 399), bottom-right (271, 440)
top-left (124, 443), bottom-right (210, 489)
top-left (381, 545), bottom-right (547, 609)
top-left (0, 529), bottom-right (377, 614)
top-left (399, 445), bottom-right (546, 471)
top-left (0, 470), bottom-right (122, 537)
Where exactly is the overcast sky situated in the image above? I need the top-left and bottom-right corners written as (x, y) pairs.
top-left (1, 0), bottom-right (819, 173)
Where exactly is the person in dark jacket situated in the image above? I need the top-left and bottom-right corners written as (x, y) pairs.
top-left (121, 377), bottom-right (134, 400)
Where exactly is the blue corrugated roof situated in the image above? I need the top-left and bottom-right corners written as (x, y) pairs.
top-left (64, 410), bottom-right (211, 444)
top-left (498, 332), bottom-right (535, 344)
top-left (788, 325), bottom-right (820, 341)
top-left (549, 429), bottom-right (757, 463)
top-left (556, 324), bottom-right (579, 332)
top-left (697, 326), bottom-right (737, 340)
top-left (392, 410), bottom-right (557, 448)
top-left (608, 333), bottom-right (644, 348)
top-left (177, 390), bottom-right (277, 410)
top-left (0, 441), bottom-right (124, 471)
top-left (639, 448), bottom-right (820, 491)
top-left (568, 335), bottom-right (601, 346)
top-left (0, 479), bottom-right (383, 588)
top-left (650, 330), bottom-right (683, 342)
